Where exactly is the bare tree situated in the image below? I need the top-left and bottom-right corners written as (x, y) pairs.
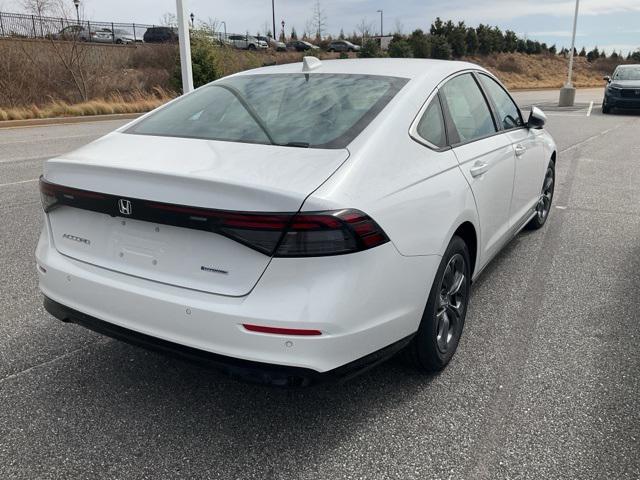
top-left (261, 20), bottom-right (272, 37)
top-left (356, 18), bottom-right (374, 41)
top-left (21, 0), bottom-right (54, 16)
top-left (160, 12), bottom-right (178, 28)
top-left (308, 0), bottom-right (327, 41)
top-left (394, 19), bottom-right (404, 35)
top-left (199, 17), bottom-right (220, 36)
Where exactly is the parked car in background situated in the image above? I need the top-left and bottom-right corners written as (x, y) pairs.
top-left (37, 58), bottom-right (557, 386)
top-left (55, 25), bottom-right (112, 43)
top-left (226, 34), bottom-right (267, 50)
top-left (602, 64), bottom-right (640, 114)
top-left (286, 40), bottom-right (320, 52)
top-left (143, 27), bottom-right (178, 43)
top-left (112, 29), bottom-right (139, 44)
top-left (256, 35), bottom-right (286, 51)
top-left (327, 40), bottom-right (361, 52)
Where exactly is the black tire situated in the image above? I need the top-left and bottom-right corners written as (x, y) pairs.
top-left (526, 159), bottom-right (555, 230)
top-left (248, 44), bottom-right (256, 50)
top-left (405, 236), bottom-right (471, 372)
top-left (328, 48), bottom-right (334, 52)
top-left (602, 103), bottom-right (611, 114)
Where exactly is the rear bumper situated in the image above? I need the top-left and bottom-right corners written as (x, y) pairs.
top-left (36, 222), bottom-right (439, 373)
top-left (44, 296), bottom-right (413, 386)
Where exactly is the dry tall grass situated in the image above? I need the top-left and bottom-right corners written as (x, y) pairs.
top-left (0, 87), bottom-right (174, 121)
top-left (469, 52), bottom-right (618, 89)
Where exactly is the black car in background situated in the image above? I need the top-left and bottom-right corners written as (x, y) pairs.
top-left (327, 40), bottom-right (361, 52)
top-left (143, 27), bottom-right (178, 43)
top-left (286, 40), bottom-right (319, 52)
top-left (602, 65), bottom-right (640, 113)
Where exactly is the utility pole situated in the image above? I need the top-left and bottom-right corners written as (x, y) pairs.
top-left (271, 0), bottom-right (276, 39)
top-left (377, 9), bottom-right (383, 36)
top-left (559, 0), bottom-right (579, 106)
top-left (176, 0), bottom-right (194, 94)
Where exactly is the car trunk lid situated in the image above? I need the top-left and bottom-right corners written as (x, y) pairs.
top-left (44, 132), bottom-right (349, 296)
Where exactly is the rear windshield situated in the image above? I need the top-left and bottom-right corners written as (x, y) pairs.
top-left (127, 73), bottom-right (408, 149)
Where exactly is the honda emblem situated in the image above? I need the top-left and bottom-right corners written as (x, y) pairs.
top-left (118, 199), bottom-right (132, 216)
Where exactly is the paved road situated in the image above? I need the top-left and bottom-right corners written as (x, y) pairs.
top-left (1, 93), bottom-right (639, 480)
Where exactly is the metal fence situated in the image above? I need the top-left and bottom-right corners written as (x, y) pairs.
top-left (0, 11), bottom-right (154, 43)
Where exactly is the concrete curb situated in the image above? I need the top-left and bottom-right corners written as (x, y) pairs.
top-left (0, 113), bottom-right (142, 129)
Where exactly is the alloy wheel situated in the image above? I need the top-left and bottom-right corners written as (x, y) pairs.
top-left (436, 253), bottom-right (467, 354)
top-left (536, 166), bottom-right (555, 221)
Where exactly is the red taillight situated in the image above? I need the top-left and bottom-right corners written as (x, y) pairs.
top-left (274, 209), bottom-right (389, 257)
top-left (39, 178), bottom-right (106, 213)
top-left (243, 324), bottom-right (322, 336)
top-left (39, 178), bottom-right (389, 257)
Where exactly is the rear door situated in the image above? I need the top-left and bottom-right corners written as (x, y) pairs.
top-left (440, 72), bottom-right (516, 265)
top-left (477, 73), bottom-right (545, 227)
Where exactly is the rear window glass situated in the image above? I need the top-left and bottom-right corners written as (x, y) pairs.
top-left (127, 74), bottom-right (408, 149)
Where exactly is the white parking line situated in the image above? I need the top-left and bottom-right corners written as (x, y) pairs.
top-left (0, 178), bottom-right (38, 188)
top-left (587, 101), bottom-right (594, 117)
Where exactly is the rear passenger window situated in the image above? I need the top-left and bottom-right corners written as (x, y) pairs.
top-left (416, 97), bottom-right (447, 148)
top-left (440, 73), bottom-right (496, 143)
top-left (478, 74), bottom-right (523, 130)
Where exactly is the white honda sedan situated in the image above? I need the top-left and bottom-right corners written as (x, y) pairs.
top-left (36, 58), bottom-right (556, 386)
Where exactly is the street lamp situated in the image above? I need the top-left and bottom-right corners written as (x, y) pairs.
top-left (190, 12), bottom-right (194, 28)
top-left (559, 0), bottom-right (580, 106)
top-left (73, 0), bottom-right (80, 25)
top-left (376, 9), bottom-right (383, 36)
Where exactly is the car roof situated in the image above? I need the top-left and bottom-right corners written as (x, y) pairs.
top-left (235, 58), bottom-right (485, 81)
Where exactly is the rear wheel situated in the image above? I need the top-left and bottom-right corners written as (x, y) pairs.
top-left (405, 236), bottom-right (471, 372)
top-left (526, 159), bottom-right (555, 230)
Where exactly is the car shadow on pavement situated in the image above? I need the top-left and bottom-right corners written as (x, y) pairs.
top-left (8, 333), bottom-right (438, 476)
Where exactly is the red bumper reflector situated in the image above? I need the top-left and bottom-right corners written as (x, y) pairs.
top-left (243, 324), bottom-right (322, 336)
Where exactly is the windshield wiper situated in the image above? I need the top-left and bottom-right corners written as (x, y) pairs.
top-left (280, 142), bottom-right (310, 148)
top-left (212, 84), bottom-right (276, 145)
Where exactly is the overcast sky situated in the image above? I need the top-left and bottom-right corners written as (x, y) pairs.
top-left (3, 0), bottom-right (639, 54)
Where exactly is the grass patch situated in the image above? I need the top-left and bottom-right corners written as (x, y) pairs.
top-left (0, 87), bottom-right (174, 121)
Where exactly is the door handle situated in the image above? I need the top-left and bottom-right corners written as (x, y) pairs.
top-left (470, 161), bottom-right (490, 177)
top-left (515, 144), bottom-right (526, 157)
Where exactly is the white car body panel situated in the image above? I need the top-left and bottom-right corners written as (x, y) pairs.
top-left (36, 58), bottom-right (556, 375)
top-left (454, 135), bottom-right (515, 267)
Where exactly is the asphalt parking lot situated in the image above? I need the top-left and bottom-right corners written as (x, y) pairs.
top-left (1, 89), bottom-right (639, 480)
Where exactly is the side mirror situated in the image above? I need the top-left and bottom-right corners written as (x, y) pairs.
top-left (603, 75), bottom-right (611, 83)
top-left (527, 106), bottom-right (547, 129)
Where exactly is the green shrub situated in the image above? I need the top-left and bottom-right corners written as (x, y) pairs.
top-left (171, 33), bottom-right (218, 92)
top-left (408, 29), bottom-right (431, 58)
top-left (430, 35), bottom-right (452, 60)
top-left (358, 39), bottom-right (382, 58)
top-left (388, 35), bottom-right (413, 58)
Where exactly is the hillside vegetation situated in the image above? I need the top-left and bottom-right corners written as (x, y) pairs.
top-left (1, 15), bottom-right (636, 121)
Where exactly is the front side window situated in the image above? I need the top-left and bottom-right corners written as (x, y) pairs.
top-left (127, 74), bottom-right (408, 149)
top-left (440, 73), bottom-right (496, 144)
top-left (478, 74), bottom-right (523, 130)
top-left (416, 97), bottom-right (447, 148)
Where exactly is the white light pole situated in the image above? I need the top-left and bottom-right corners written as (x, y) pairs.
top-left (559, 0), bottom-right (579, 106)
top-left (176, 0), bottom-right (194, 94)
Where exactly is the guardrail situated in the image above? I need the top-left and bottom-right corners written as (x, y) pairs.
top-left (0, 11), bottom-right (153, 43)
